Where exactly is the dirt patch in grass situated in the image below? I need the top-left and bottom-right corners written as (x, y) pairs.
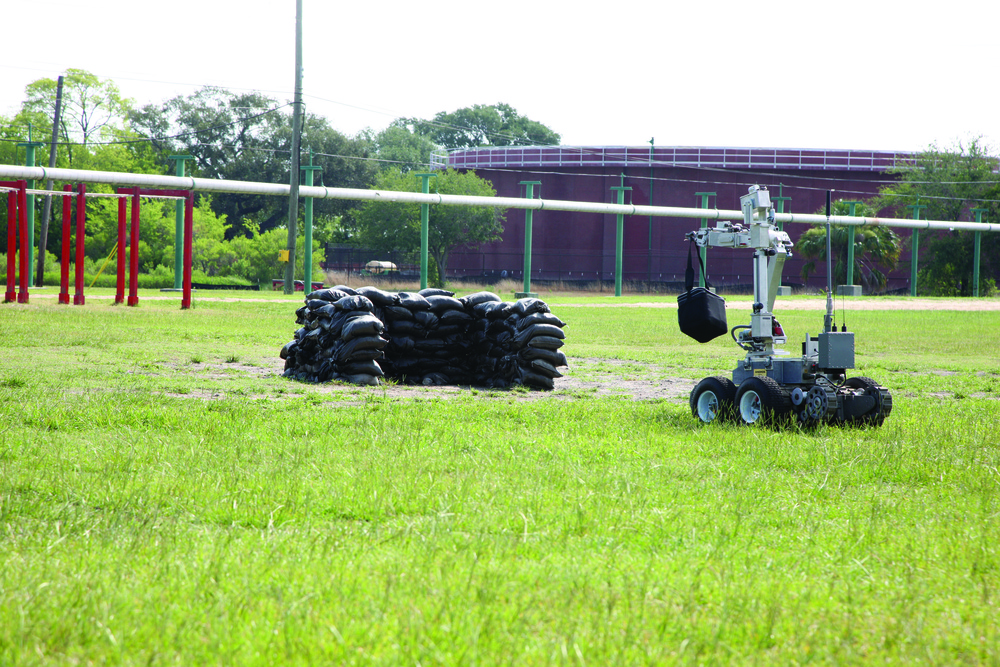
top-left (161, 358), bottom-right (694, 404)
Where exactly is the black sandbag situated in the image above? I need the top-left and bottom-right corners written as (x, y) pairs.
top-left (279, 340), bottom-right (297, 360)
top-left (426, 295), bottom-right (465, 313)
top-left (414, 337), bottom-right (447, 351)
top-left (355, 286), bottom-right (399, 307)
top-left (341, 314), bottom-right (386, 342)
top-left (512, 297), bottom-right (550, 316)
top-left (382, 305), bottom-right (415, 321)
top-left (330, 285), bottom-right (359, 296)
top-left (418, 287), bottom-right (456, 298)
top-left (307, 288), bottom-right (350, 302)
top-left (527, 335), bottom-right (564, 350)
top-left (472, 300), bottom-right (509, 320)
top-left (486, 319), bottom-right (512, 336)
top-left (397, 292), bottom-right (431, 311)
top-left (529, 359), bottom-right (564, 379)
top-left (514, 323), bottom-right (566, 343)
top-left (322, 311), bottom-right (352, 337)
top-left (439, 309), bottom-right (473, 323)
top-left (336, 335), bottom-right (388, 361)
top-left (387, 319), bottom-right (423, 336)
top-left (461, 291), bottom-right (502, 307)
top-left (342, 359), bottom-right (384, 377)
top-left (494, 331), bottom-right (514, 346)
top-left (519, 367), bottom-right (555, 390)
top-left (435, 324), bottom-right (465, 336)
top-left (519, 346), bottom-right (568, 367)
top-left (388, 356), bottom-right (436, 372)
top-left (516, 311), bottom-right (567, 330)
top-left (421, 372), bottom-right (450, 386)
top-left (306, 299), bottom-right (331, 312)
top-left (315, 359), bottom-right (335, 381)
top-left (340, 348), bottom-right (384, 362)
top-left (413, 310), bottom-right (440, 329)
top-left (334, 295), bottom-right (374, 312)
top-left (339, 373), bottom-right (381, 386)
top-left (387, 335), bottom-right (416, 351)
top-left (295, 305), bottom-right (308, 323)
top-left (311, 303), bottom-right (338, 322)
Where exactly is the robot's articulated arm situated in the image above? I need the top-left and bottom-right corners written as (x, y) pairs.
top-left (685, 185), bottom-right (794, 356)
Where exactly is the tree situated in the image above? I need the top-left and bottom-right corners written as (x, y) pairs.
top-left (129, 87), bottom-right (378, 238)
top-left (875, 139), bottom-right (1000, 296)
top-left (19, 69), bottom-right (134, 166)
top-left (409, 103), bottom-right (560, 149)
top-left (351, 168), bottom-right (505, 286)
top-left (370, 121), bottom-right (440, 172)
top-left (797, 199), bottom-right (902, 294)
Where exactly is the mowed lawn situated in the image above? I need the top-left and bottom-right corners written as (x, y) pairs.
top-left (1, 290), bottom-right (998, 665)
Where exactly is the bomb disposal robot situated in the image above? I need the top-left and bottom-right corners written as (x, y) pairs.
top-left (687, 185), bottom-right (892, 426)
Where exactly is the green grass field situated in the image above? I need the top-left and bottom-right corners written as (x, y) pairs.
top-left (2, 289), bottom-right (998, 665)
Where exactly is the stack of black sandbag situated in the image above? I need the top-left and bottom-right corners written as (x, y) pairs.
top-left (377, 288), bottom-right (475, 386)
top-left (280, 285), bottom-right (388, 386)
top-left (464, 293), bottom-right (568, 390)
top-left (280, 287), bottom-right (567, 390)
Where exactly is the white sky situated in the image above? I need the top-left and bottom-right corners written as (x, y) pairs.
top-left (1, 0), bottom-right (996, 154)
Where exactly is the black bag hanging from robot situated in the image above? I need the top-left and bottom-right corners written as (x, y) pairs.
top-left (677, 239), bottom-right (728, 343)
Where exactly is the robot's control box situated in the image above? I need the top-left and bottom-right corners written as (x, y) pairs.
top-left (818, 331), bottom-right (855, 369)
top-left (754, 188), bottom-right (770, 209)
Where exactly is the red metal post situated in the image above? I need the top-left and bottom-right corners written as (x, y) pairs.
top-left (114, 195), bottom-right (127, 304)
top-left (4, 189), bottom-right (16, 303)
top-left (128, 189), bottom-right (140, 306)
top-left (74, 183), bottom-right (86, 305)
top-left (17, 182), bottom-right (29, 303)
top-left (182, 192), bottom-right (193, 309)
top-left (59, 185), bottom-right (72, 304)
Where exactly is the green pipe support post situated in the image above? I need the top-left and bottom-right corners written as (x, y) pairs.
top-left (772, 186), bottom-right (792, 293)
top-left (906, 202), bottom-right (927, 297)
top-left (972, 208), bottom-right (987, 297)
top-left (415, 173), bottom-right (436, 290)
top-left (694, 192), bottom-right (716, 288)
top-left (771, 184), bottom-right (791, 233)
top-left (301, 153), bottom-right (322, 290)
top-left (517, 181), bottom-right (541, 298)
top-left (844, 201), bottom-right (862, 286)
top-left (611, 176), bottom-right (632, 298)
top-left (167, 156), bottom-right (195, 289)
top-left (18, 137), bottom-right (44, 285)
top-left (648, 138), bottom-right (654, 283)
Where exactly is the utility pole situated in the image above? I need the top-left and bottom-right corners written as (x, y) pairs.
top-left (36, 75), bottom-right (64, 287)
top-left (282, 0), bottom-right (304, 295)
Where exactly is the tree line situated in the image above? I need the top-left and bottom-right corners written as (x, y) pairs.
top-left (0, 70), bottom-right (559, 286)
top-left (2, 69), bottom-right (996, 294)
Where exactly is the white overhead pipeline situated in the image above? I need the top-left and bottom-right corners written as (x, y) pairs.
top-left (1, 164), bottom-right (997, 234)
